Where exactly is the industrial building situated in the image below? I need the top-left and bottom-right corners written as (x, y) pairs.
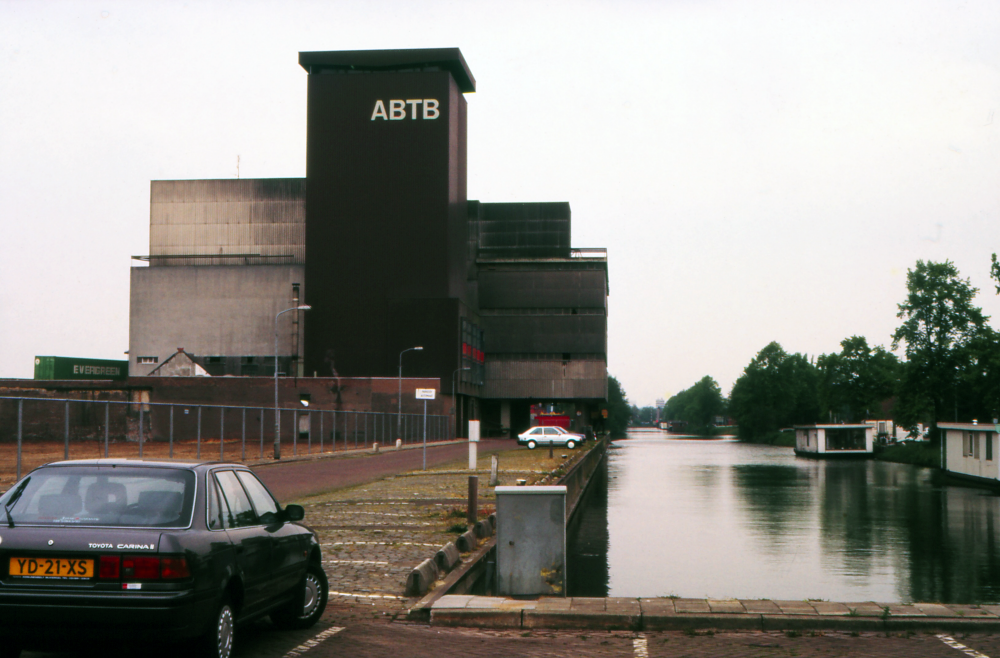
top-left (128, 48), bottom-right (608, 437)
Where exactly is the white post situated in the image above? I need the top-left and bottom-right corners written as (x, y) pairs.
top-left (422, 399), bottom-right (428, 470)
top-left (469, 419), bottom-right (480, 471)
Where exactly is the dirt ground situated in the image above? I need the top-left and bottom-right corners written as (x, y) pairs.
top-left (0, 438), bottom-right (327, 487)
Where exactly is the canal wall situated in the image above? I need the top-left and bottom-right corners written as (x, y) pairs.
top-left (559, 436), bottom-right (608, 522)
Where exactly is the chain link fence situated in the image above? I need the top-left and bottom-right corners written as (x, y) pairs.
top-left (0, 396), bottom-right (451, 485)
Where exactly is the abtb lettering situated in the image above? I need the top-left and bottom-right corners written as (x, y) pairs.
top-left (371, 99), bottom-right (440, 121)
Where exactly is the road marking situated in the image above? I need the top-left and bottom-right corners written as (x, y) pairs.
top-left (633, 634), bottom-right (648, 658)
top-left (282, 626), bottom-right (345, 658)
top-left (324, 559), bottom-right (390, 565)
top-left (938, 634), bottom-right (992, 658)
top-left (329, 590), bottom-right (407, 600)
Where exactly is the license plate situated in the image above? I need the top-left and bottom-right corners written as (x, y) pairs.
top-left (9, 557), bottom-right (94, 579)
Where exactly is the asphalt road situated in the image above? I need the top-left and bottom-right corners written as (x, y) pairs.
top-left (253, 438), bottom-right (512, 501)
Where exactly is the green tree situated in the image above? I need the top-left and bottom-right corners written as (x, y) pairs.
top-left (891, 260), bottom-right (988, 443)
top-left (729, 342), bottom-right (820, 441)
top-left (664, 375), bottom-right (726, 435)
top-left (817, 336), bottom-right (900, 422)
top-left (605, 375), bottom-right (632, 439)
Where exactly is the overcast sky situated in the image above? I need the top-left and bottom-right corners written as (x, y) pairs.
top-left (2, 0), bottom-right (998, 406)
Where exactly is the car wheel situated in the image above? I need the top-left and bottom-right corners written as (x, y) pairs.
top-left (272, 563), bottom-right (329, 630)
top-left (526, 440), bottom-right (537, 450)
top-left (198, 596), bottom-right (235, 658)
top-left (566, 440), bottom-right (576, 449)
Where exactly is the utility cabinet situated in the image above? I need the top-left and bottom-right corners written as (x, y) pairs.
top-left (495, 485), bottom-right (567, 596)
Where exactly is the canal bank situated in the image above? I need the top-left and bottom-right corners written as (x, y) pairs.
top-left (405, 436), bottom-right (609, 619)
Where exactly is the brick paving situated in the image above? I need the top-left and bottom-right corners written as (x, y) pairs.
top-left (229, 621), bottom-right (1000, 658)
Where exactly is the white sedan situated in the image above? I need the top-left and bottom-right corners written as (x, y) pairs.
top-left (517, 426), bottom-right (585, 450)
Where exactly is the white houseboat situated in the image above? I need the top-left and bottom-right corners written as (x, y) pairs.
top-left (794, 424), bottom-right (874, 458)
top-left (939, 422), bottom-right (1000, 485)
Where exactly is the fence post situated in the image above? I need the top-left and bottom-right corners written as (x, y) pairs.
top-left (354, 412), bottom-right (358, 449)
top-left (64, 401), bottom-right (70, 460)
top-left (259, 409), bottom-right (264, 459)
top-left (320, 412), bottom-right (324, 453)
top-left (197, 406), bottom-right (202, 459)
top-left (16, 399), bottom-right (23, 481)
top-left (169, 405), bottom-right (174, 459)
top-left (138, 404), bottom-right (144, 458)
top-left (220, 407), bottom-right (225, 461)
top-left (293, 409), bottom-right (298, 457)
top-left (343, 411), bottom-right (347, 451)
top-left (241, 408), bottom-right (246, 461)
top-left (307, 412), bottom-right (312, 454)
top-left (365, 413), bottom-right (368, 448)
top-left (104, 402), bottom-right (110, 458)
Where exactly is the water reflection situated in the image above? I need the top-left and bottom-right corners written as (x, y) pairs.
top-left (566, 433), bottom-right (1000, 602)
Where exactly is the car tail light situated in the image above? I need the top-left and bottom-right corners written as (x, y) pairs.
top-left (122, 556), bottom-right (159, 580)
top-left (160, 557), bottom-right (190, 579)
top-left (99, 555), bottom-right (120, 579)
top-left (116, 555), bottom-right (191, 581)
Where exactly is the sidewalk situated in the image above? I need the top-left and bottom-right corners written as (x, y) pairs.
top-left (429, 595), bottom-right (1000, 633)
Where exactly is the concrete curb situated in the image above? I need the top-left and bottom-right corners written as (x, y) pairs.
top-left (522, 610), bottom-right (640, 631)
top-left (425, 596), bottom-right (1000, 633)
top-left (431, 608), bottom-right (523, 628)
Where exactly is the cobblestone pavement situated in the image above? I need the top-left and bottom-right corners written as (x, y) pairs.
top-left (293, 444), bottom-right (585, 617)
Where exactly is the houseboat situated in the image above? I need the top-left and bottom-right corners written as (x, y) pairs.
top-left (939, 422), bottom-right (1000, 486)
top-left (794, 424), bottom-right (874, 458)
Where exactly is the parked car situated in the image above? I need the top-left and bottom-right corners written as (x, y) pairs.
top-left (517, 426), bottom-right (585, 450)
top-left (0, 459), bottom-right (328, 658)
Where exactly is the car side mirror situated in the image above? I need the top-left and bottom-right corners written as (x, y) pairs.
top-left (284, 504), bottom-right (305, 522)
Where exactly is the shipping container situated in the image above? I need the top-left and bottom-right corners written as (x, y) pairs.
top-left (34, 356), bottom-right (129, 381)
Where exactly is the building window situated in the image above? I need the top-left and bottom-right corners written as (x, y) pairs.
top-left (987, 434), bottom-right (994, 461)
top-left (137, 356), bottom-right (158, 364)
top-left (207, 356), bottom-right (223, 364)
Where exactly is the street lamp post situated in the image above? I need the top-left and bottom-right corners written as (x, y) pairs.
top-left (452, 365), bottom-right (471, 439)
top-left (274, 305), bottom-right (311, 459)
top-left (398, 346), bottom-right (423, 443)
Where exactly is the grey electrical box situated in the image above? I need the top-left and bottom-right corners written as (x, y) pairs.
top-left (495, 485), bottom-right (567, 596)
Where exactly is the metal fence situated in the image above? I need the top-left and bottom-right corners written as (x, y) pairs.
top-left (0, 396), bottom-right (451, 481)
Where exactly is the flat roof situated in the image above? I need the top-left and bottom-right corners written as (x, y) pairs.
top-left (794, 424), bottom-right (871, 429)
top-left (299, 48), bottom-right (476, 93)
top-left (939, 422), bottom-right (1000, 431)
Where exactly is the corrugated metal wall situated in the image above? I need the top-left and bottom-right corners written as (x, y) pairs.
top-left (149, 179), bottom-right (306, 266)
top-left (484, 359), bottom-right (607, 399)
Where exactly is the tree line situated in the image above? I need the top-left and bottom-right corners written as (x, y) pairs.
top-left (607, 258), bottom-right (1000, 444)
top-left (730, 258), bottom-right (1000, 444)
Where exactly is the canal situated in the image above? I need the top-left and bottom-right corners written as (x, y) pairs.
top-left (567, 431), bottom-right (1000, 603)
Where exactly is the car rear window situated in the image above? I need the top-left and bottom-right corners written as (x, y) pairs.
top-left (2, 466), bottom-right (196, 528)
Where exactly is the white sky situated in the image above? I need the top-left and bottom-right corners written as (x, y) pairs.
top-left (2, 0), bottom-right (998, 407)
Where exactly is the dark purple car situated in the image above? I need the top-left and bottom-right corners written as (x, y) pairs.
top-left (0, 459), bottom-right (328, 658)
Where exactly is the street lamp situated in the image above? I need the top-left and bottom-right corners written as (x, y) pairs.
top-left (274, 305), bottom-right (311, 459)
top-left (398, 346), bottom-right (423, 442)
top-left (452, 365), bottom-right (471, 439)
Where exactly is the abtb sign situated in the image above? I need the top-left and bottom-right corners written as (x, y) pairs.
top-left (371, 99), bottom-right (440, 121)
